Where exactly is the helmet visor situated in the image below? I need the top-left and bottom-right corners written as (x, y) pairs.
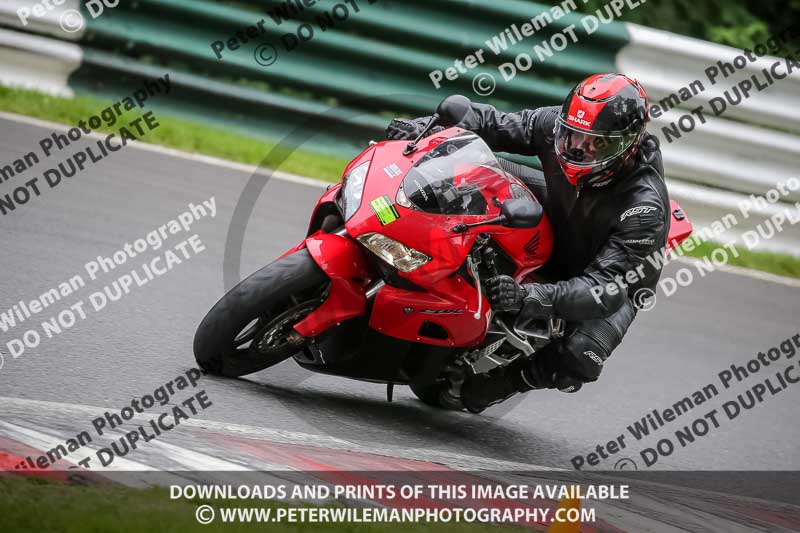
top-left (554, 118), bottom-right (638, 167)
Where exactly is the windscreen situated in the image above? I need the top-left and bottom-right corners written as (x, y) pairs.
top-left (399, 134), bottom-right (511, 216)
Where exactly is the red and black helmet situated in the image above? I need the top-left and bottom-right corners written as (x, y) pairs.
top-left (554, 73), bottom-right (649, 188)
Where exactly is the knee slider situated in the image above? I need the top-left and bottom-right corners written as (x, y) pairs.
top-left (563, 332), bottom-right (608, 382)
top-left (553, 374), bottom-right (583, 393)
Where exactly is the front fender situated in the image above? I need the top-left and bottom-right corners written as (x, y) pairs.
top-left (293, 233), bottom-right (374, 337)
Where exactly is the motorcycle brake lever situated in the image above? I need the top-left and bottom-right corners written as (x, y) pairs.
top-left (466, 255), bottom-right (482, 320)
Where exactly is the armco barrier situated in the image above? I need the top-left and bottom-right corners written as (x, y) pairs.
top-left (0, 28), bottom-right (80, 96)
top-left (0, 0), bottom-right (798, 254)
top-left (618, 24), bottom-right (800, 133)
top-left (0, 0), bottom-right (85, 41)
top-left (618, 24), bottom-right (800, 203)
top-left (1, 0), bottom-right (626, 154)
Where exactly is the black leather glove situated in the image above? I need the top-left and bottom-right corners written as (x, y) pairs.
top-left (485, 275), bottom-right (526, 312)
top-left (385, 116), bottom-right (443, 140)
top-left (518, 283), bottom-right (555, 319)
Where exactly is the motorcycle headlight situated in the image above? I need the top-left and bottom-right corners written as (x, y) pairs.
top-left (340, 161), bottom-right (370, 221)
top-left (356, 233), bottom-right (431, 273)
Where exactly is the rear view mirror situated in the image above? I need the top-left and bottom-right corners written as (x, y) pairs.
top-left (500, 198), bottom-right (543, 228)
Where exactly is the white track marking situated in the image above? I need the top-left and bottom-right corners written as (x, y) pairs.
top-left (0, 420), bottom-right (154, 471)
top-left (0, 396), bottom-right (554, 472)
top-left (0, 396), bottom-right (356, 449)
top-left (0, 111), bottom-right (328, 189)
top-left (146, 440), bottom-right (255, 471)
top-left (3, 403), bottom-right (786, 533)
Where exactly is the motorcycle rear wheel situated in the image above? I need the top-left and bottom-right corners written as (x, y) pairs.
top-left (193, 249), bottom-right (328, 377)
top-left (409, 383), bottom-right (443, 407)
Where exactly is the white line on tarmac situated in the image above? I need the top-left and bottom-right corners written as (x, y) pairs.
top-left (0, 111), bottom-right (328, 190)
top-left (0, 419), bottom-right (154, 471)
top-left (0, 396), bottom-right (555, 472)
top-left (146, 439), bottom-right (253, 471)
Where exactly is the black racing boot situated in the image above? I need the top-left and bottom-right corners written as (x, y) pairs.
top-left (460, 359), bottom-right (539, 413)
top-left (460, 346), bottom-right (562, 413)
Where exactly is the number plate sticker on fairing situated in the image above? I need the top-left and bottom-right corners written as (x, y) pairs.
top-left (370, 195), bottom-right (401, 226)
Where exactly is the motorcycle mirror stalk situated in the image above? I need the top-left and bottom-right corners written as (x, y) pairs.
top-left (404, 95), bottom-right (473, 156)
top-left (452, 198), bottom-right (543, 233)
top-left (403, 113), bottom-right (440, 156)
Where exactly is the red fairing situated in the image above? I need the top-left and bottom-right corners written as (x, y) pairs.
top-left (369, 276), bottom-right (490, 348)
top-left (666, 199), bottom-right (693, 254)
top-left (288, 127), bottom-right (555, 347)
top-left (293, 233), bottom-right (375, 337)
top-left (344, 134), bottom-right (552, 285)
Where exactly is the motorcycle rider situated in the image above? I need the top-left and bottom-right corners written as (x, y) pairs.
top-left (386, 73), bottom-right (670, 413)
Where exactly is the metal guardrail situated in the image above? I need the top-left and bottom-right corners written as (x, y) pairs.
top-left (1, 1), bottom-right (798, 253)
top-left (0, 0), bottom-right (627, 155)
top-left (618, 24), bottom-right (800, 202)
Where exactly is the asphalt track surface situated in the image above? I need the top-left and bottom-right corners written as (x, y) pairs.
top-left (1, 115), bottom-right (799, 475)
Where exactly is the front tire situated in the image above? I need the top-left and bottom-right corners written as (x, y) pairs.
top-left (193, 249), bottom-right (328, 377)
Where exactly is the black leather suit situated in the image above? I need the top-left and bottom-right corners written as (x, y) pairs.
top-left (456, 103), bottom-right (671, 391)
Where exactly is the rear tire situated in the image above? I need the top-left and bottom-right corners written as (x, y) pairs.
top-left (193, 249), bottom-right (328, 377)
top-left (409, 383), bottom-right (443, 407)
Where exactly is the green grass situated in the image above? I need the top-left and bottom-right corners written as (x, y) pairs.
top-left (0, 475), bottom-right (526, 533)
top-left (1, 85), bottom-right (799, 279)
top-left (678, 240), bottom-right (800, 279)
top-left (0, 86), bottom-right (349, 183)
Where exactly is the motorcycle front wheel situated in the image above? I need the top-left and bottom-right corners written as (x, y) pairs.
top-left (193, 249), bottom-right (328, 377)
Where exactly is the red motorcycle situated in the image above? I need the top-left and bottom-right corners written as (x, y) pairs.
top-left (194, 96), bottom-right (693, 408)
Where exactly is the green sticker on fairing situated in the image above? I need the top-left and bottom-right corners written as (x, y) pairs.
top-left (370, 195), bottom-right (400, 225)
